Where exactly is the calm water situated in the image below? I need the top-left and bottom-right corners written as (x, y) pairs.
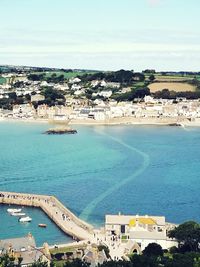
top-left (0, 122), bottom-right (200, 246)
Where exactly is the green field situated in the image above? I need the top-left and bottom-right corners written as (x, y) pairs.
top-left (33, 70), bottom-right (98, 79)
top-left (132, 81), bottom-right (146, 89)
top-left (0, 77), bottom-right (6, 85)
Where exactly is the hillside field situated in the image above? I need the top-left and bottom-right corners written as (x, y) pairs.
top-left (33, 70), bottom-right (98, 79)
top-left (0, 77), bottom-right (6, 85)
top-left (148, 82), bottom-right (196, 93)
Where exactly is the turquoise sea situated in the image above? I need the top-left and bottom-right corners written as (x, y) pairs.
top-left (0, 122), bottom-right (200, 246)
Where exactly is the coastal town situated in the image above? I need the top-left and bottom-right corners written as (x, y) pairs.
top-left (1, 191), bottom-right (199, 267)
top-left (0, 66), bottom-right (200, 266)
top-left (0, 191), bottom-right (178, 266)
top-left (1, 66), bottom-right (200, 126)
top-left (1, 0), bottom-right (200, 265)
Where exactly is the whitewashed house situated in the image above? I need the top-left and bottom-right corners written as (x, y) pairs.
top-left (105, 214), bottom-right (177, 251)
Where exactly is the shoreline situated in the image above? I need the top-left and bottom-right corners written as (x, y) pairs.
top-left (1, 117), bottom-right (200, 127)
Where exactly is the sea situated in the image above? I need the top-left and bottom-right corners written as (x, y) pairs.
top-left (0, 121), bottom-right (200, 246)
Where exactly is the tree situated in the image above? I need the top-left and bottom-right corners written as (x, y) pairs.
top-left (134, 87), bottom-right (150, 98)
top-left (28, 73), bottom-right (45, 81)
top-left (100, 260), bottom-right (131, 267)
top-left (143, 243), bottom-right (163, 257)
top-left (8, 92), bottom-right (17, 100)
top-left (130, 254), bottom-right (159, 267)
top-left (149, 74), bottom-right (155, 82)
top-left (63, 258), bottom-right (90, 267)
top-left (163, 253), bottom-right (195, 267)
top-left (133, 73), bottom-right (145, 82)
top-left (31, 260), bottom-right (48, 267)
top-left (168, 221), bottom-right (200, 252)
top-left (0, 254), bottom-right (15, 267)
top-left (41, 87), bottom-right (65, 106)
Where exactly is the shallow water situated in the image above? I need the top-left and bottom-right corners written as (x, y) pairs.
top-left (0, 122), bottom-right (200, 246)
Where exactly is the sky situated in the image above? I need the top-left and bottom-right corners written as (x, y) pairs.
top-left (0, 0), bottom-right (200, 71)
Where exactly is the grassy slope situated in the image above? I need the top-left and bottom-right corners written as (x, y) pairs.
top-left (34, 71), bottom-right (98, 79)
top-left (0, 77), bottom-right (6, 84)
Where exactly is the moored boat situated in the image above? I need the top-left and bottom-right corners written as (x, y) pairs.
top-left (7, 208), bottom-right (22, 213)
top-left (11, 212), bottom-right (26, 216)
top-left (38, 223), bottom-right (47, 228)
top-left (19, 216), bottom-right (32, 223)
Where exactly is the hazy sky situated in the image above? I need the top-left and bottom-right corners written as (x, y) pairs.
top-left (0, 0), bottom-right (200, 71)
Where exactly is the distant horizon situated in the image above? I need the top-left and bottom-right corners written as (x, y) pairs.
top-left (1, 63), bottom-right (200, 73)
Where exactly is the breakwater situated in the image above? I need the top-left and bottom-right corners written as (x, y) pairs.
top-left (0, 191), bottom-right (94, 241)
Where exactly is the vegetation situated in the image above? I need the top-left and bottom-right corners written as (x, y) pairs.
top-left (0, 93), bottom-right (30, 110)
top-left (80, 70), bottom-right (145, 85)
top-left (50, 246), bottom-right (80, 255)
top-left (168, 221), bottom-right (200, 252)
top-left (153, 89), bottom-right (200, 99)
top-left (0, 254), bottom-right (15, 267)
top-left (40, 87), bottom-right (65, 106)
top-left (63, 259), bottom-right (90, 267)
top-left (0, 77), bottom-right (6, 85)
top-left (142, 243), bottom-right (163, 257)
top-left (148, 74), bottom-right (155, 82)
top-left (27, 71), bottom-right (98, 83)
top-left (112, 87), bottom-right (150, 102)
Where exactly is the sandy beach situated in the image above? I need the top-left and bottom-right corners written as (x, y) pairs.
top-left (1, 116), bottom-right (200, 127)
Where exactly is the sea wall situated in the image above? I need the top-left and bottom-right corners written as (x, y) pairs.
top-left (0, 191), bottom-right (93, 240)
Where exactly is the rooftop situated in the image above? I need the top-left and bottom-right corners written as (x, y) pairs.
top-left (0, 234), bottom-right (36, 252)
top-left (105, 214), bottom-right (166, 226)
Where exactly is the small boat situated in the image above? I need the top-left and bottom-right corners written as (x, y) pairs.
top-left (7, 208), bottom-right (22, 213)
top-left (11, 212), bottom-right (26, 217)
top-left (38, 224), bottom-right (47, 228)
top-left (19, 216), bottom-right (32, 223)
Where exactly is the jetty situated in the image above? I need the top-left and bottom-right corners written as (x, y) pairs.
top-left (0, 191), bottom-right (93, 241)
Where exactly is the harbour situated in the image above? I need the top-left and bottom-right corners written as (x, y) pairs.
top-left (0, 191), bottom-right (93, 241)
top-left (0, 191), bottom-right (178, 260)
top-left (0, 122), bottom-right (200, 246)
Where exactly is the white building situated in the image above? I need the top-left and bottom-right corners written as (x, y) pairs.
top-left (74, 89), bottom-right (85, 96)
top-left (93, 90), bottom-right (113, 98)
top-left (71, 84), bottom-right (82, 91)
top-left (31, 94), bottom-right (45, 102)
top-left (99, 90), bottom-right (112, 98)
top-left (105, 82), bottom-right (120, 88)
top-left (69, 77), bottom-right (81, 84)
top-left (91, 80), bottom-right (100, 87)
top-left (13, 104), bottom-right (36, 118)
top-left (105, 214), bottom-right (177, 251)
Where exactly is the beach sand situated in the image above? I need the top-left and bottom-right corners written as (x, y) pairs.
top-left (1, 116), bottom-right (200, 127)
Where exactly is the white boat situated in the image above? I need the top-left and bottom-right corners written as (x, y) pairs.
top-left (19, 216), bottom-right (32, 223)
top-left (11, 212), bottom-right (26, 217)
top-left (7, 208), bottom-right (22, 213)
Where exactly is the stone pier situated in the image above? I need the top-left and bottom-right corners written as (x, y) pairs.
top-left (0, 191), bottom-right (94, 241)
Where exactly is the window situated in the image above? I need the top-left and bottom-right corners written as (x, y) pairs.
top-left (121, 225), bottom-right (125, 234)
